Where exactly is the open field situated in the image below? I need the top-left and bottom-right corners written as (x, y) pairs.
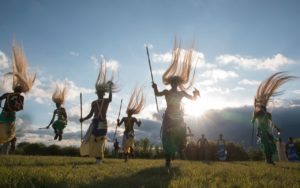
top-left (0, 155), bottom-right (299, 188)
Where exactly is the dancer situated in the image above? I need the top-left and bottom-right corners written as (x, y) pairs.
top-left (117, 86), bottom-right (144, 162)
top-left (113, 139), bottom-right (120, 157)
top-left (46, 84), bottom-right (68, 141)
top-left (217, 134), bottom-right (227, 161)
top-left (0, 42), bottom-right (35, 144)
top-left (152, 41), bottom-right (200, 170)
top-left (276, 137), bottom-right (288, 161)
top-left (286, 137), bottom-right (299, 162)
top-left (80, 61), bottom-right (118, 164)
top-left (252, 72), bottom-right (296, 165)
top-left (197, 134), bottom-right (208, 160)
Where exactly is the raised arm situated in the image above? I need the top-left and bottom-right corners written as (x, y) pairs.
top-left (152, 83), bottom-right (167, 97)
top-left (134, 118), bottom-right (141, 127)
top-left (106, 81), bottom-right (113, 103)
top-left (47, 110), bottom-right (57, 129)
top-left (181, 88), bottom-right (200, 101)
top-left (117, 117), bottom-right (125, 126)
top-left (80, 103), bottom-right (94, 122)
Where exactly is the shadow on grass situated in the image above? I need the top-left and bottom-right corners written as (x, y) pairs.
top-left (0, 161), bottom-right (96, 167)
top-left (81, 166), bottom-right (181, 188)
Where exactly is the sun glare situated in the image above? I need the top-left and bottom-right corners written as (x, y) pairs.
top-left (182, 95), bottom-right (233, 117)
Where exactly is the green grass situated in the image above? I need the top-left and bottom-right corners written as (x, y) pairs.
top-left (0, 155), bottom-right (300, 188)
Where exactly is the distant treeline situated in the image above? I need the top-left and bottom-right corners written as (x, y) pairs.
top-left (13, 142), bottom-right (80, 156)
top-left (3, 138), bottom-right (300, 161)
top-left (131, 138), bottom-right (265, 161)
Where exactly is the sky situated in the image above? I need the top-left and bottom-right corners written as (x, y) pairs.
top-left (0, 0), bottom-right (300, 147)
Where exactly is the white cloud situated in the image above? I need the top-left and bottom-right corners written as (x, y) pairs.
top-left (201, 69), bottom-right (239, 81)
top-left (216, 53), bottom-right (294, 71)
top-left (197, 79), bottom-right (217, 86)
top-left (0, 50), bottom-right (9, 69)
top-left (238, 79), bottom-right (260, 86)
top-left (152, 49), bottom-right (208, 68)
top-left (204, 87), bottom-right (231, 95)
top-left (91, 55), bottom-right (120, 72)
top-left (69, 51), bottom-right (79, 57)
top-left (293, 90), bottom-right (300, 94)
top-left (28, 77), bottom-right (94, 104)
top-left (153, 51), bottom-right (172, 63)
top-left (0, 75), bottom-right (13, 93)
top-left (152, 69), bottom-right (165, 76)
top-left (232, 87), bottom-right (245, 91)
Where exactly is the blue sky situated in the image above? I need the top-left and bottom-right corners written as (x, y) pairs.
top-left (0, 0), bottom-right (299, 146)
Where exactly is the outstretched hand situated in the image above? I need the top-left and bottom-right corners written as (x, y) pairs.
top-left (79, 118), bottom-right (84, 123)
top-left (152, 82), bottom-right (157, 89)
top-left (107, 81), bottom-right (113, 89)
top-left (193, 88), bottom-right (200, 97)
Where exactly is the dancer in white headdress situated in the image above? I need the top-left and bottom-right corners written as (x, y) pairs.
top-left (80, 60), bottom-right (118, 164)
top-left (46, 84), bottom-right (68, 141)
top-left (252, 72), bottom-right (296, 164)
top-left (117, 86), bottom-right (144, 162)
top-left (152, 40), bottom-right (200, 170)
top-left (0, 41), bottom-right (35, 143)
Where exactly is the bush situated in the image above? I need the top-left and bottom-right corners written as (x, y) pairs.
top-left (226, 142), bottom-right (249, 161)
top-left (247, 148), bottom-right (264, 161)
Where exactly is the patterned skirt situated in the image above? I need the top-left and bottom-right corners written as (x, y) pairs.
top-left (52, 120), bottom-right (67, 132)
top-left (259, 132), bottom-right (276, 157)
top-left (80, 120), bottom-right (107, 158)
top-left (217, 144), bottom-right (227, 161)
top-left (161, 113), bottom-right (186, 155)
top-left (0, 111), bottom-right (16, 144)
top-left (123, 131), bottom-right (135, 154)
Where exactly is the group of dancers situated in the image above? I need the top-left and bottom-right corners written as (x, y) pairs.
top-left (0, 39), bottom-right (298, 170)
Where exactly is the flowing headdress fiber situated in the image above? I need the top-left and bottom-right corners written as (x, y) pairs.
top-left (255, 72), bottom-right (296, 109)
top-left (11, 41), bottom-right (36, 93)
top-left (52, 84), bottom-right (67, 105)
top-left (95, 59), bottom-right (118, 94)
top-left (126, 86), bottom-right (145, 115)
top-left (162, 39), bottom-right (196, 91)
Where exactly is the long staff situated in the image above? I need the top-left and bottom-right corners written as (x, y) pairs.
top-left (146, 46), bottom-right (159, 113)
top-left (80, 93), bottom-right (83, 142)
top-left (113, 99), bottom-right (123, 141)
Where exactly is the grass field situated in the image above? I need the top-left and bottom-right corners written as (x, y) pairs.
top-left (0, 155), bottom-right (300, 188)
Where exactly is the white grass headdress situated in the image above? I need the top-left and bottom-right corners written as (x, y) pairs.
top-left (126, 86), bottom-right (145, 115)
top-left (52, 84), bottom-right (67, 105)
top-left (10, 41), bottom-right (36, 93)
top-left (162, 39), bottom-right (196, 91)
top-left (255, 72), bottom-right (296, 109)
top-left (95, 58), bottom-right (118, 94)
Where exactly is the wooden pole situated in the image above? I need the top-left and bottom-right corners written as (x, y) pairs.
top-left (113, 99), bottom-right (123, 141)
top-left (80, 93), bottom-right (83, 143)
top-left (146, 46), bottom-right (159, 113)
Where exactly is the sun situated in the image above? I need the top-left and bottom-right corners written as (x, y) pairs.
top-left (182, 99), bottom-right (206, 117)
top-left (182, 95), bottom-right (231, 117)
